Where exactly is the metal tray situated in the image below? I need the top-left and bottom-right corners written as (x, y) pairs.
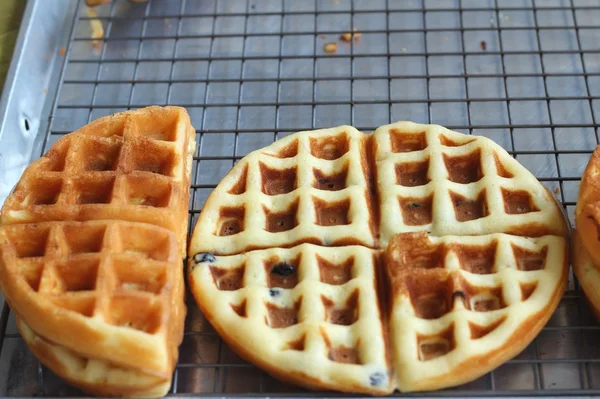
top-left (1, 0), bottom-right (600, 397)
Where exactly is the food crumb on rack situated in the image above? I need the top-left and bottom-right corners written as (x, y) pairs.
top-left (58, 47), bottom-right (66, 56)
top-left (553, 186), bottom-right (561, 195)
top-left (324, 42), bottom-right (338, 53)
top-left (480, 40), bottom-right (487, 51)
top-left (340, 30), bottom-right (362, 42)
top-left (86, 6), bottom-right (105, 51)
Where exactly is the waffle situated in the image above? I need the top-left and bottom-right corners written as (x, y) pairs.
top-left (574, 146), bottom-right (600, 321)
top-left (575, 146), bottom-right (600, 268)
top-left (188, 121), bottom-right (568, 393)
top-left (189, 125), bottom-right (377, 255)
top-left (572, 230), bottom-right (600, 321)
top-left (374, 121), bottom-right (568, 246)
top-left (0, 106), bottom-right (196, 397)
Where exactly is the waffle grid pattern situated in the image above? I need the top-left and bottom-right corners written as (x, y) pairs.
top-left (188, 244), bottom-right (391, 394)
top-left (375, 122), bottom-right (568, 246)
top-left (191, 126), bottom-right (377, 255)
top-left (386, 233), bottom-right (566, 391)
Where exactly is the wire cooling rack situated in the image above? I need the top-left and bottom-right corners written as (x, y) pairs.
top-left (2, 0), bottom-right (600, 396)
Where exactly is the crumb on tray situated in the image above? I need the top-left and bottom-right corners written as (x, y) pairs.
top-left (480, 40), bottom-right (487, 51)
top-left (86, 7), bottom-right (105, 51)
top-left (58, 47), bottom-right (66, 56)
top-left (339, 29), bottom-right (362, 42)
top-left (324, 42), bottom-right (338, 53)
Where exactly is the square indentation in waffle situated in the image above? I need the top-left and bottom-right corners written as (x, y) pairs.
top-left (5, 225), bottom-right (50, 258)
top-left (417, 324), bottom-right (456, 361)
top-left (127, 110), bottom-right (180, 142)
top-left (450, 190), bottom-right (489, 222)
top-left (71, 176), bottom-right (115, 205)
top-left (49, 295), bottom-right (96, 317)
top-left (502, 188), bottom-right (540, 215)
top-left (406, 273), bottom-right (453, 319)
top-left (325, 335), bottom-right (362, 365)
top-left (266, 299), bottom-right (301, 328)
top-left (51, 258), bottom-right (100, 293)
top-left (126, 140), bottom-right (177, 177)
top-left (124, 175), bottom-right (172, 208)
top-left (453, 241), bottom-right (497, 274)
top-left (217, 206), bottom-right (245, 236)
top-left (265, 254), bottom-right (301, 289)
top-left (62, 224), bottom-right (106, 254)
top-left (114, 223), bottom-right (173, 262)
top-left (322, 290), bottom-right (359, 326)
top-left (210, 263), bottom-right (245, 291)
top-left (231, 299), bottom-right (247, 317)
top-left (70, 137), bottom-right (122, 172)
top-left (318, 254), bottom-right (354, 285)
top-left (260, 162), bottom-right (297, 195)
top-left (107, 295), bottom-right (163, 334)
top-left (396, 159), bottom-right (430, 187)
top-left (439, 133), bottom-right (476, 147)
top-left (314, 197), bottom-right (350, 226)
top-left (310, 133), bottom-right (349, 160)
top-left (455, 277), bottom-right (506, 312)
top-left (314, 163), bottom-right (349, 191)
top-left (443, 149), bottom-right (483, 184)
top-left (399, 195), bottom-right (433, 226)
top-left (494, 153), bottom-right (515, 178)
top-left (390, 129), bottom-right (427, 153)
top-left (264, 200), bottom-right (299, 233)
top-left (26, 177), bottom-right (63, 206)
top-left (469, 317), bottom-right (506, 339)
top-left (17, 259), bottom-right (44, 291)
top-left (42, 139), bottom-right (69, 172)
top-left (266, 139), bottom-right (298, 159)
top-left (228, 164), bottom-right (248, 195)
top-left (512, 244), bottom-right (547, 271)
top-left (112, 257), bottom-right (167, 295)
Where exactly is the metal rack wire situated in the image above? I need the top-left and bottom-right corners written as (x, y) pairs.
top-left (2, 0), bottom-right (600, 396)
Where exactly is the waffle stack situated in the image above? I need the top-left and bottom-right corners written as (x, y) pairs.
top-left (574, 146), bottom-right (600, 321)
top-left (0, 106), bottom-right (196, 397)
top-left (188, 121), bottom-right (568, 394)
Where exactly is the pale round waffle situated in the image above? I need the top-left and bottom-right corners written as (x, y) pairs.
top-left (0, 106), bottom-right (195, 397)
top-left (188, 121), bottom-right (568, 393)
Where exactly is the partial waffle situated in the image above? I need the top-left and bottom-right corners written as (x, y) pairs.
top-left (575, 146), bottom-right (600, 268)
top-left (188, 121), bottom-right (568, 393)
top-left (188, 244), bottom-right (391, 395)
top-left (374, 121), bottom-right (568, 246)
top-left (572, 230), bottom-right (600, 321)
top-left (385, 232), bottom-right (567, 391)
top-left (0, 106), bottom-right (196, 397)
top-left (190, 125), bottom-right (377, 255)
top-left (574, 146), bottom-right (600, 321)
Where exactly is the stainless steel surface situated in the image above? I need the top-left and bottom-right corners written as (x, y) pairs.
top-left (1, 0), bottom-right (600, 397)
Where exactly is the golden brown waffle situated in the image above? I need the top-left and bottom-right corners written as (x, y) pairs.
top-left (188, 121), bottom-right (568, 393)
top-left (575, 146), bottom-right (600, 268)
top-left (574, 146), bottom-right (600, 322)
top-left (0, 106), bottom-right (195, 397)
top-left (572, 230), bottom-right (600, 322)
